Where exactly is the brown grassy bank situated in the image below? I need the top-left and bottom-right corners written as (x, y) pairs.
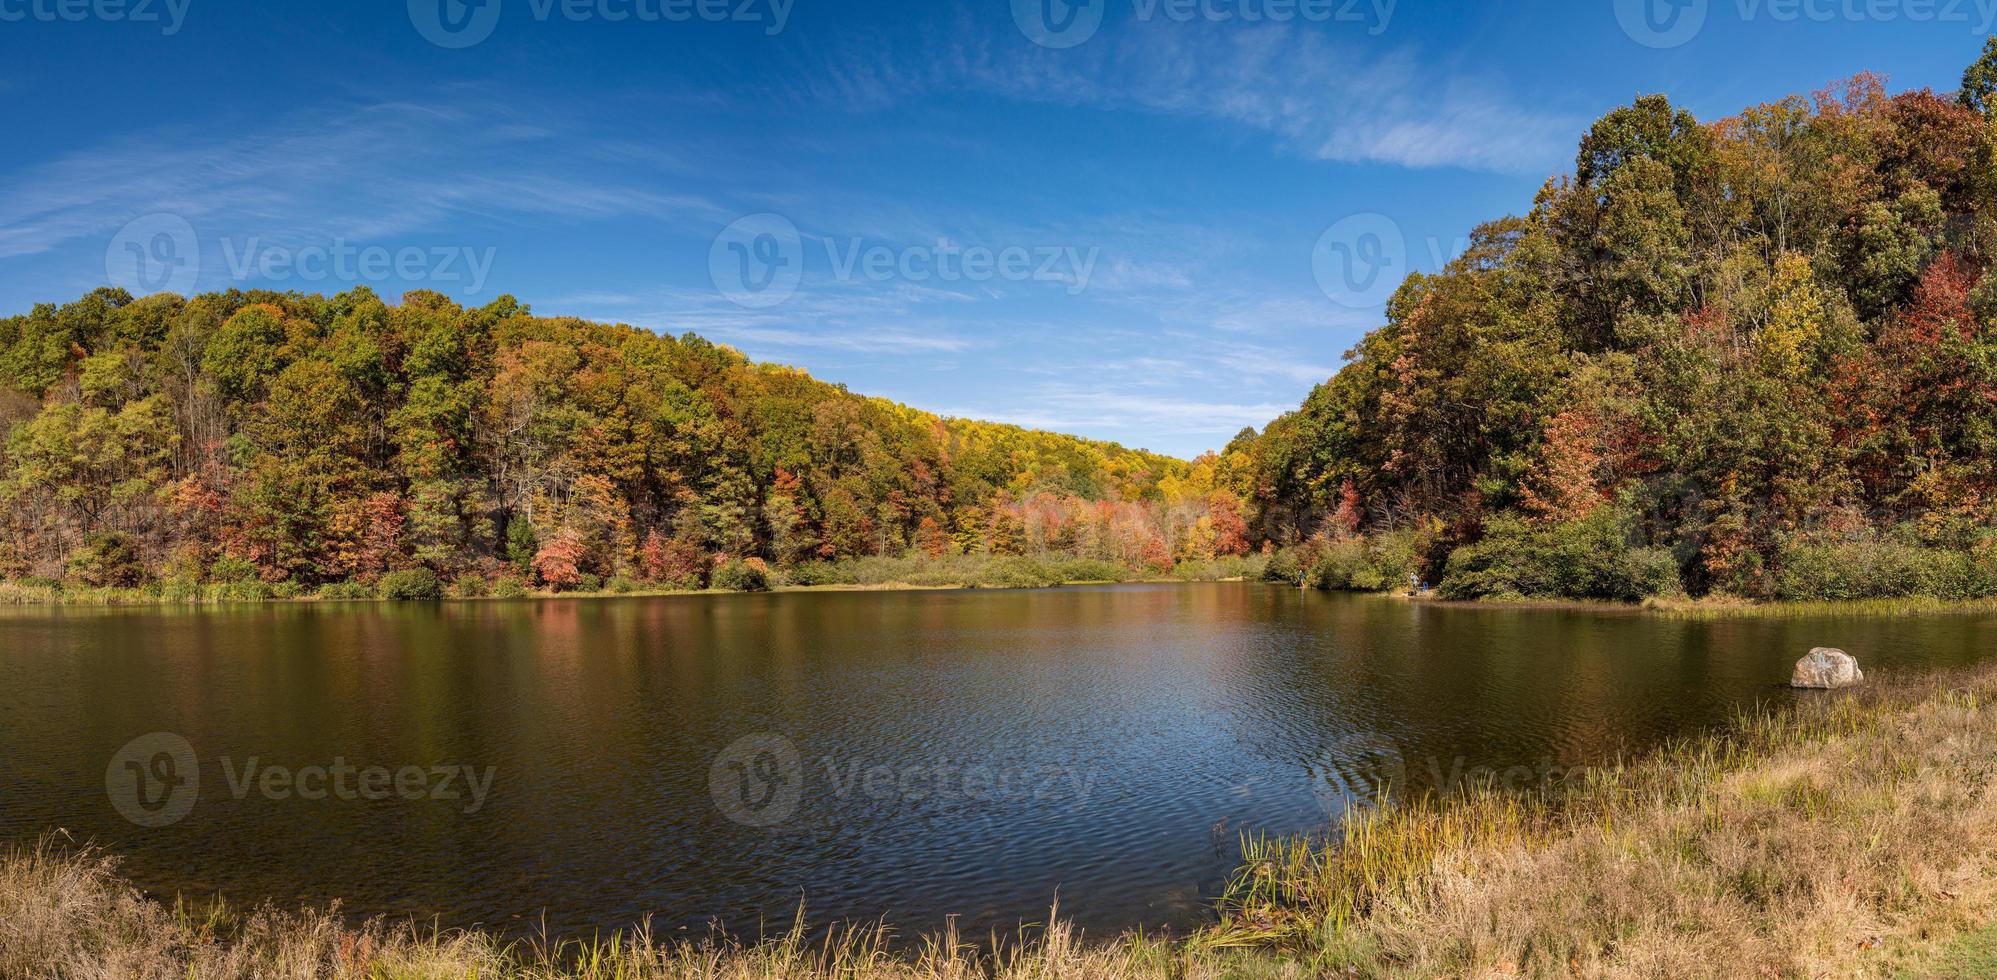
top-left (8, 665), bottom-right (1997, 978)
top-left (1211, 662), bottom-right (1997, 977)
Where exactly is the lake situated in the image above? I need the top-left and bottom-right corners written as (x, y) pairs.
top-left (1, 582), bottom-right (1990, 942)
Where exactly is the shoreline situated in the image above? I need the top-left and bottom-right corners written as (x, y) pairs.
top-left (11, 574), bottom-right (1997, 619)
top-left (1396, 592), bottom-right (1997, 618)
top-left (11, 663), bottom-right (1997, 976)
top-left (0, 575), bottom-right (1218, 608)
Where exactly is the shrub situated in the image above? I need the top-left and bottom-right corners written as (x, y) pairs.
top-left (637, 530), bottom-right (707, 589)
top-left (378, 568), bottom-right (442, 601)
top-left (0, 580), bottom-right (65, 604)
top-left (489, 577), bottom-right (529, 598)
top-left (448, 573), bottom-right (489, 599)
top-left (1172, 554), bottom-right (1269, 581)
top-left (318, 580), bottom-right (376, 600)
top-left (968, 556), bottom-right (1061, 589)
top-left (1047, 558), bottom-right (1129, 583)
top-left (607, 575), bottom-right (641, 594)
top-left (1776, 541), bottom-right (1997, 601)
top-left (1293, 531), bottom-right (1424, 594)
top-left (157, 578), bottom-right (204, 603)
top-left (712, 558), bottom-right (771, 592)
top-left (209, 580), bottom-right (273, 602)
top-left (531, 531), bottom-right (587, 591)
top-left (1439, 507), bottom-right (1681, 602)
top-left (780, 561), bottom-right (852, 587)
top-left (1263, 547), bottom-right (1307, 584)
top-left (207, 555), bottom-right (260, 585)
top-left (67, 532), bottom-right (148, 588)
top-left (1304, 538), bottom-right (1371, 591)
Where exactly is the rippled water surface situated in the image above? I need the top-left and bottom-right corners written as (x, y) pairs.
top-left (1, 583), bottom-right (1990, 940)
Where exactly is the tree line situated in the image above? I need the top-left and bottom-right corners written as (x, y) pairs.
top-left (0, 289), bottom-right (1253, 597)
top-left (14, 47), bottom-right (1997, 603)
top-left (1233, 42), bottom-right (1997, 602)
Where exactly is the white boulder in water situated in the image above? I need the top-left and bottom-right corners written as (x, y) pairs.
top-left (1791, 647), bottom-right (1863, 689)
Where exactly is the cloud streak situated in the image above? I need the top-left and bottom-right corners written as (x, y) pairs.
top-left (0, 97), bottom-right (727, 264)
top-left (792, 17), bottom-right (1575, 175)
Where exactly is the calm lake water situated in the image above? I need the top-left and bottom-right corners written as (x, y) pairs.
top-left (1, 582), bottom-right (1992, 941)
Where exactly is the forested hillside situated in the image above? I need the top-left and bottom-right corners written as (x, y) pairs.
top-left (0, 289), bottom-right (1256, 597)
top-left (16, 48), bottom-right (1997, 605)
top-left (1236, 43), bottom-right (1997, 603)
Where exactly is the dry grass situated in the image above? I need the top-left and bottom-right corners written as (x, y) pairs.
top-left (1641, 595), bottom-right (1997, 619)
top-left (8, 666), bottom-right (1997, 978)
top-left (1212, 664), bottom-right (1997, 977)
top-left (0, 842), bottom-right (1290, 980)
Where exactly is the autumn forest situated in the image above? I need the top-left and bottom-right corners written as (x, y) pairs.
top-left (10, 46), bottom-right (1997, 604)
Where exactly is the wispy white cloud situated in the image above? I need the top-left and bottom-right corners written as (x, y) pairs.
top-left (0, 96), bottom-right (728, 263)
top-left (789, 19), bottom-right (1574, 175)
top-left (704, 325), bottom-right (978, 354)
top-left (938, 383), bottom-right (1292, 439)
top-left (557, 282), bottom-right (988, 357)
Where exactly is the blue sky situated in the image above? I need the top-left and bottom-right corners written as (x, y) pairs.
top-left (0, 0), bottom-right (1988, 458)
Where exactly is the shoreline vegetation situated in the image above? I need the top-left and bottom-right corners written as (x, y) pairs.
top-left (15, 573), bottom-right (1997, 628)
top-left (15, 549), bottom-right (1997, 620)
top-left (10, 662), bottom-right (1997, 978)
top-left (0, 554), bottom-right (1272, 606)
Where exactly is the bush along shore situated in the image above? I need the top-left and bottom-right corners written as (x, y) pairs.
top-left (0, 553), bottom-right (1272, 605)
top-left (1265, 510), bottom-right (1997, 610)
top-left (11, 662), bottom-right (1997, 978)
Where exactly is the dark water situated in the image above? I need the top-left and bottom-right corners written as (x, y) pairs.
top-left (1, 583), bottom-right (1991, 941)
